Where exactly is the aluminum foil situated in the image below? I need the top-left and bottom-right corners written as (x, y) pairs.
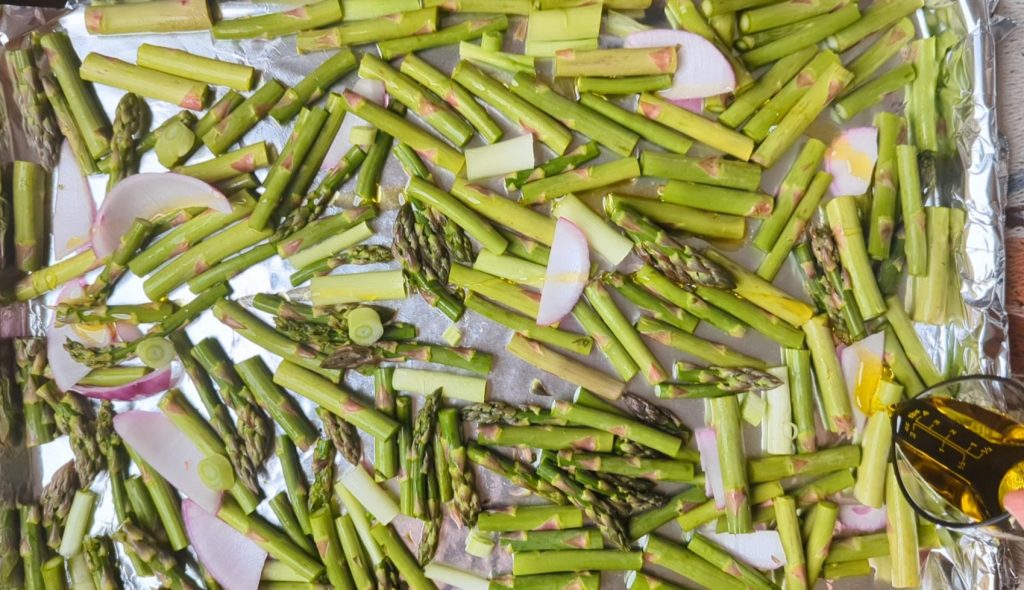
top-left (0, 0), bottom-right (1015, 588)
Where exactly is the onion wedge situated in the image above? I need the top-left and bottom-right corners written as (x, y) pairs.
top-left (536, 218), bottom-right (589, 326)
top-left (92, 172), bottom-right (229, 258)
top-left (625, 29), bottom-right (735, 100)
top-left (113, 410), bottom-right (223, 513)
top-left (183, 499), bottom-right (267, 590)
top-left (53, 141), bottom-right (96, 259)
top-left (826, 127), bottom-right (879, 197)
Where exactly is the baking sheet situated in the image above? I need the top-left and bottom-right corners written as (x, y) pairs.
top-left (0, 0), bottom-right (1015, 587)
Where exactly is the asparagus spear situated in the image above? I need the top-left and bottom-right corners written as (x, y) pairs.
top-left (106, 93), bottom-right (149, 190)
top-left (5, 48), bottom-right (59, 167)
top-left (606, 201), bottom-right (732, 289)
top-left (438, 408), bottom-right (481, 526)
top-left (39, 32), bottom-right (110, 159)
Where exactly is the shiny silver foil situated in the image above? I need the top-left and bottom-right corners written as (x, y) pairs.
top-left (0, 0), bottom-right (1015, 588)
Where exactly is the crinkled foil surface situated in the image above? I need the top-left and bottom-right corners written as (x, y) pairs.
top-left (0, 0), bottom-right (1016, 588)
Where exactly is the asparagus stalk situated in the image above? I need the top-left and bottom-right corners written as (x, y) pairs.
top-left (743, 50), bottom-right (841, 142)
top-left (202, 80), bottom-right (287, 154)
top-left (39, 32), bottom-right (110, 159)
top-left (507, 334), bottom-right (626, 400)
top-left (834, 63), bottom-right (917, 121)
top-left (123, 447), bottom-right (189, 551)
top-left (40, 72), bottom-right (97, 174)
top-left (141, 218), bottom-right (271, 300)
top-left (340, 90), bottom-right (464, 173)
top-left (757, 171), bottom-right (831, 280)
top-left (752, 62), bottom-right (853, 167)
top-left (557, 451), bottom-right (695, 482)
top-left (576, 75), bottom-right (671, 95)
top-left (335, 514), bottom-right (373, 590)
top-left (369, 525), bottom-right (437, 590)
top-left (213, 0), bottom-right (344, 39)
top-left (438, 408), bottom-right (481, 526)
top-left (12, 161), bottom-right (46, 273)
top-left (753, 138), bottom-right (826, 252)
top-left (640, 319), bottom-right (768, 371)
top-left (741, 4), bottom-right (859, 67)
top-left (466, 445), bottom-right (568, 505)
top-left (554, 47), bottom-right (677, 78)
top-left (250, 107), bottom-right (328, 229)
top-left (297, 8), bottom-right (439, 52)
top-left (378, 15), bottom-right (509, 59)
top-left (513, 550), bottom-right (642, 576)
top-left (19, 505), bottom-right (45, 590)
top-left (477, 505), bottom-right (583, 532)
top-left (275, 435), bottom-right (312, 536)
top-left (400, 54), bottom-right (503, 144)
top-left (868, 112), bottom-right (907, 260)
top-left (272, 50), bottom-right (358, 124)
top-left (500, 528), bottom-right (603, 552)
top-left (84, 0), bottom-right (211, 34)
top-left (5, 48), bottom-right (59, 167)
top-left (608, 194), bottom-right (747, 241)
top-left (452, 61), bottom-right (571, 154)
top-left (213, 300), bottom-right (339, 381)
top-left (510, 75), bottom-right (639, 157)
top-left (80, 53), bottom-right (209, 110)
top-left (884, 296), bottom-right (943, 386)
top-left (217, 498), bottom-right (324, 582)
top-left (637, 94), bottom-right (754, 161)
top-left (311, 506), bottom-right (355, 590)
top-left (137, 44), bottom-right (257, 91)
top-left (477, 423), bottom-right (615, 452)
top-left (268, 493), bottom-right (316, 556)
top-left (273, 361), bottom-right (398, 440)
top-left (128, 192), bottom-right (256, 276)
top-left (842, 18), bottom-right (916, 96)
top-left (521, 158), bottom-right (640, 206)
top-left (805, 501), bottom-right (839, 587)
top-left (359, 54), bottom-right (473, 147)
top-left (826, 0), bottom-right (923, 53)
top-left (174, 142), bottom-right (274, 183)
top-left (773, 495), bottom-right (808, 590)
top-left (825, 196), bottom-right (887, 319)
top-left (642, 535), bottom-right (745, 590)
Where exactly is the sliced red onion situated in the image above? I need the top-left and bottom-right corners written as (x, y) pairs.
top-left (667, 97), bottom-right (703, 113)
top-left (114, 321), bottom-right (144, 342)
top-left (49, 280), bottom-right (107, 392)
top-left (92, 173), bottom-right (229, 258)
top-left (74, 365), bottom-right (176, 402)
top-left (624, 30), bottom-right (735, 100)
top-left (322, 79), bottom-right (388, 171)
top-left (695, 427), bottom-right (725, 509)
top-left (48, 324), bottom-right (95, 392)
top-left (53, 141), bottom-right (96, 259)
top-left (183, 499), bottom-right (267, 590)
top-left (837, 504), bottom-right (888, 535)
top-left (113, 410), bottom-right (223, 513)
top-left (840, 331), bottom-right (885, 438)
top-left (703, 530), bottom-right (787, 570)
top-left (536, 218), bottom-right (589, 326)
top-left (825, 127), bottom-right (879, 197)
